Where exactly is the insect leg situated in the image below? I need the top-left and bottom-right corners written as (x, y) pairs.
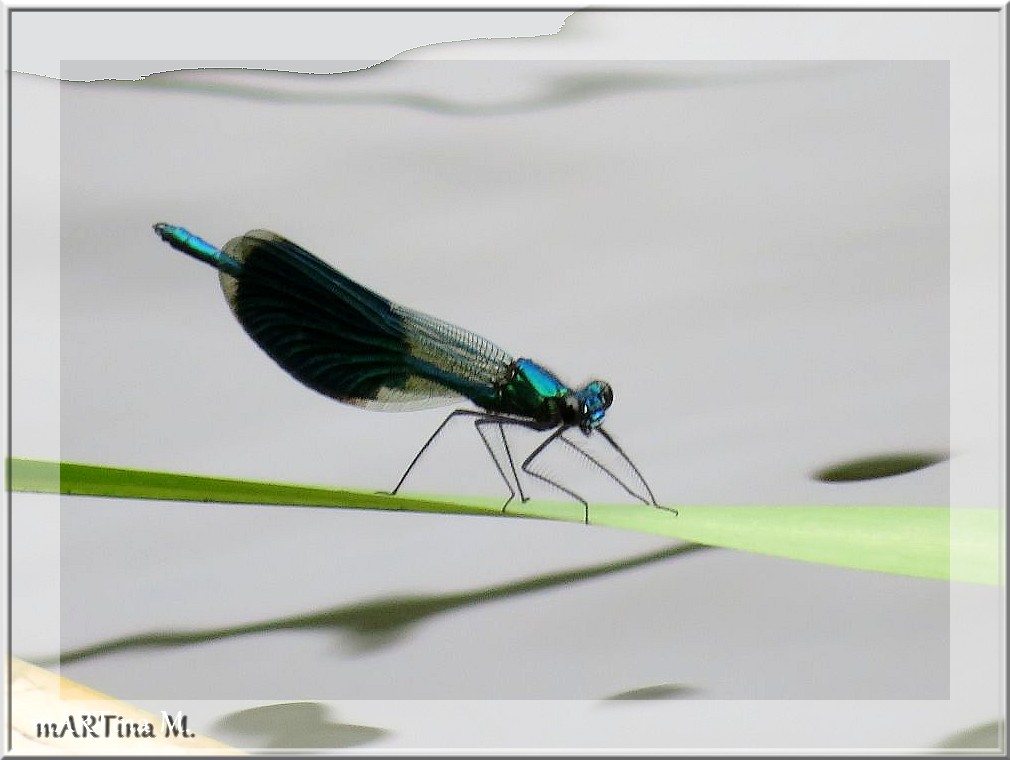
top-left (497, 421), bottom-right (528, 503)
top-left (473, 417), bottom-right (519, 511)
top-left (553, 434), bottom-right (651, 505)
top-left (596, 427), bottom-right (677, 516)
top-left (389, 409), bottom-right (485, 495)
top-left (521, 428), bottom-right (591, 525)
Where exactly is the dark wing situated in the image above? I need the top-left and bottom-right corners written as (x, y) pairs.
top-left (219, 230), bottom-right (514, 411)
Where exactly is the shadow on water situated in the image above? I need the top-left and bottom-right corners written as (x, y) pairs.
top-left (213, 702), bottom-right (390, 750)
top-left (50, 542), bottom-right (710, 665)
top-left (813, 451), bottom-right (948, 482)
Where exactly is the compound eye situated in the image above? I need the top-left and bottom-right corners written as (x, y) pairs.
top-left (595, 381), bottom-right (613, 409)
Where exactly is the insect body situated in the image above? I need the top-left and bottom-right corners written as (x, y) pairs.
top-left (154, 223), bottom-right (673, 523)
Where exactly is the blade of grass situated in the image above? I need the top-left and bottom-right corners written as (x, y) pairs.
top-left (8, 458), bottom-right (1000, 585)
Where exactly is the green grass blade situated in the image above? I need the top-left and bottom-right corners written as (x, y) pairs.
top-left (8, 458), bottom-right (1000, 585)
top-left (7, 457), bottom-right (496, 515)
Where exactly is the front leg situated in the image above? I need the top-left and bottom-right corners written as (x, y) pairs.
top-left (552, 435), bottom-right (651, 505)
top-left (521, 428), bottom-right (591, 525)
top-left (596, 427), bottom-right (677, 516)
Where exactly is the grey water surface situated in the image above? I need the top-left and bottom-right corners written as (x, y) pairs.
top-left (41, 60), bottom-right (950, 707)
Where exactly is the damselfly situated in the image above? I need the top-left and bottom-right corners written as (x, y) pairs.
top-left (154, 223), bottom-right (674, 523)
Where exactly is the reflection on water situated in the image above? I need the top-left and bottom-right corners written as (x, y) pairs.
top-left (65, 60), bottom-right (833, 116)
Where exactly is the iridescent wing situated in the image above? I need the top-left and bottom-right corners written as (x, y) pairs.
top-left (218, 230), bottom-right (514, 411)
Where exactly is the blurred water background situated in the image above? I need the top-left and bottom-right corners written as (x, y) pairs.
top-left (10, 30), bottom-right (985, 749)
top-left (54, 56), bottom-right (950, 693)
